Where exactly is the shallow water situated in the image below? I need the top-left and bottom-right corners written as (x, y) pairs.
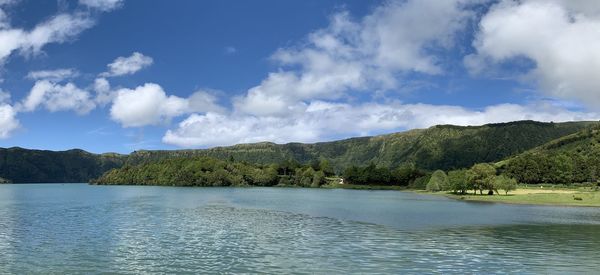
top-left (0, 184), bottom-right (599, 274)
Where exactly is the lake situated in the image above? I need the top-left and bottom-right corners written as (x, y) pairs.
top-left (0, 184), bottom-right (599, 274)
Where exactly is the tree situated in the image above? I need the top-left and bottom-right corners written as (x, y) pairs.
top-left (426, 179), bottom-right (441, 192)
top-left (494, 175), bottom-right (517, 195)
top-left (427, 170), bottom-right (448, 192)
top-left (318, 159), bottom-right (335, 176)
top-left (343, 166), bottom-right (363, 184)
top-left (392, 163), bottom-right (424, 186)
top-left (410, 174), bottom-right (431, 190)
top-left (448, 170), bottom-right (468, 194)
top-left (279, 158), bottom-right (300, 176)
top-left (311, 170), bottom-right (325, 187)
top-left (467, 163), bottom-right (496, 195)
top-left (342, 164), bottom-right (395, 185)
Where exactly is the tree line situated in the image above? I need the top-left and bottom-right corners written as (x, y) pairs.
top-left (426, 164), bottom-right (517, 195)
top-left (92, 156), bottom-right (336, 188)
top-left (503, 151), bottom-right (600, 184)
top-left (342, 162), bottom-right (518, 195)
top-left (342, 163), bottom-right (428, 187)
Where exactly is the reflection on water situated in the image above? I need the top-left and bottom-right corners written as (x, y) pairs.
top-left (0, 184), bottom-right (599, 274)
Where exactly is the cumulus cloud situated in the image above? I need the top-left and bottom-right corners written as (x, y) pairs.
top-left (159, 0), bottom-right (600, 148)
top-left (188, 90), bottom-right (226, 114)
top-left (19, 80), bottom-right (96, 114)
top-left (234, 0), bottom-right (478, 116)
top-left (26, 68), bottom-right (79, 81)
top-left (101, 52), bottom-right (153, 77)
top-left (0, 103), bottom-right (18, 138)
top-left (467, 0), bottom-right (600, 107)
top-left (110, 83), bottom-right (223, 127)
top-left (0, 0), bottom-right (122, 138)
top-left (79, 0), bottom-right (124, 11)
top-left (163, 0), bottom-right (499, 147)
top-left (163, 100), bottom-right (599, 147)
top-left (93, 77), bottom-right (114, 106)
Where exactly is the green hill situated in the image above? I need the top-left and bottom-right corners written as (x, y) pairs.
top-left (1, 120), bottom-right (598, 183)
top-left (500, 126), bottom-right (600, 184)
top-left (126, 120), bottom-right (599, 172)
top-left (0, 147), bottom-right (126, 183)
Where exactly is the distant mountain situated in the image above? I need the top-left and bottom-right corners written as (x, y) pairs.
top-left (1, 120), bottom-right (598, 183)
top-left (0, 148), bottom-right (125, 183)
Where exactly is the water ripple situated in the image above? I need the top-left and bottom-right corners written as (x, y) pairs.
top-left (0, 185), bottom-right (599, 274)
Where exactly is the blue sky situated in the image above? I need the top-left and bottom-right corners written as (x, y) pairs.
top-left (0, 0), bottom-right (598, 153)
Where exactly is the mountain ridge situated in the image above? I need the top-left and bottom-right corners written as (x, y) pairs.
top-left (1, 120), bottom-right (598, 183)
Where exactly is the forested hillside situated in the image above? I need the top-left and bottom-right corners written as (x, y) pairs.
top-left (1, 120), bottom-right (598, 183)
top-left (92, 156), bottom-right (333, 187)
top-left (0, 147), bottom-right (125, 183)
top-left (127, 121), bottom-right (598, 171)
top-left (500, 126), bottom-right (600, 184)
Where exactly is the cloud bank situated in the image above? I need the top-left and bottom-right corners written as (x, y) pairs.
top-left (162, 0), bottom-right (600, 147)
top-left (467, 0), bottom-right (600, 107)
top-left (164, 101), bottom-right (598, 147)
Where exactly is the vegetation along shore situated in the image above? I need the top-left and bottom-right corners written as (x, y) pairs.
top-left (2, 120), bottom-right (600, 207)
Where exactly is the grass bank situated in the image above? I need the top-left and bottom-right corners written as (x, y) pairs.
top-left (424, 187), bottom-right (600, 207)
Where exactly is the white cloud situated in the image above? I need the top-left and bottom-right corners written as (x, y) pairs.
top-left (101, 52), bottom-right (153, 77)
top-left (0, 0), bottom-right (121, 66)
top-left (0, 0), bottom-right (122, 138)
top-left (234, 0), bottom-right (478, 116)
top-left (163, 100), bottom-right (599, 148)
top-left (188, 90), bottom-right (226, 114)
top-left (19, 80), bottom-right (96, 114)
top-left (0, 70), bottom-right (17, 138)
top-left (162, 0), bottom-right (600, 148)
top-left (110, 83), bottom-right (223, 127)
top-left (110, 83), bottom-right (184, 127)
top-left (79, 0), bottom-right (124, 11)
top-left (0, 103), bottom-right (19, 138)
top-left (26, 68), bottom-right (79, 81)
top-left (0, 12), bottom-right (95, 64)
top-left (92, 77), bottom-right (114, 106)
top-left (467, 0), bottom-right (600, 107)
top-left (164, 0), bottom-right (501, 147)
top-left (23, 13), bottom-right (94, 55)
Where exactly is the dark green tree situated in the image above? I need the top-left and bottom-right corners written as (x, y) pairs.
top-left (467, 163), bottom-right (496, 195)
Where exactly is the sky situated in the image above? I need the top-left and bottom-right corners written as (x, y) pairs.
top-left (0, 0), bottom-right (599, 153)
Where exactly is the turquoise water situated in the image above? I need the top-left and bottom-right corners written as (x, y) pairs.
top-left (1, 184), bottom-right (599, 274)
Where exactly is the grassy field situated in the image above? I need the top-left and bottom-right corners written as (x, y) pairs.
top-left (323, 178), bottom-right (600, 207)
top-left (433, 187), bottom-right (600, 207)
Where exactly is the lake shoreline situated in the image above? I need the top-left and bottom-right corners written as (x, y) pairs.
top-left (9, 182), bottom-right (600, 208)
top-left (414, 189), bottom-right (600, 208)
